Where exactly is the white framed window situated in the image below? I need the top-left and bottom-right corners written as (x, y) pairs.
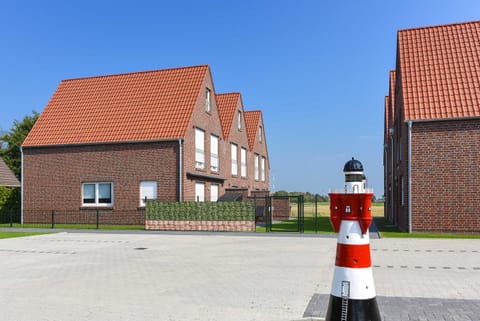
top-left (195, 128), bottom-right (205, 169)
top-left (210, 134), bottom-right (219, 172)
top-left (195, 182), bottom-right (205, 202)
top-left (259, 126), bottom-right (263, 143)
top-left (140, 181), bottom-right (157, 206)
top-left (206, 88), bottom-right (211, 112)
top-left (261, 157), bottom-right (266, 182)
top-left (237, 111), bottom-right (242, 130)
top-left (241, 147), bottom-right (247, 178)
top-left (231, 144), bottom-right (238, 176)
top-left (254, 154), bottom-right (259, 180)
top-left (82, 182), bottom-right (113, 206)
top-left (210, 184), bottom-right (218, 202)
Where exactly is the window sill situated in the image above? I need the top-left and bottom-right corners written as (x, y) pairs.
top-left (80, 206), bottom-right (113, 210)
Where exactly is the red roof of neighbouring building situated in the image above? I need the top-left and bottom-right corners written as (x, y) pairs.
top-left (0, 158), bottom-right (20, 187)
top-left (23, 65), bottom-right (209, 147)
top-left (216, 92), bottom-right (241, 139)
top-left (385, 70), bottom-right (396, 143)
top-left (244, 110), bottom-right (261, 151)
top-left (398, 21), bottom-right (480, 121)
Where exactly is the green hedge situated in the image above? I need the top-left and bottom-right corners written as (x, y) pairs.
top-left (146, 201), bottom-right (255, 221)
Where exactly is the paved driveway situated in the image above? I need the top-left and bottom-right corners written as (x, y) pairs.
top-left (0, 231), bottom-right (479, 321)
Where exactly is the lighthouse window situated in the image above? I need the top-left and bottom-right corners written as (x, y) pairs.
top-left (345, 174), bottom-right (363, 182)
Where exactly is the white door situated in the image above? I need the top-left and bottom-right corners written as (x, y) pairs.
top-left (195, 182), bottom-right (205, 202)
top-left (140, 181), bottom-right (157, 206)
top-left (210, 184), bottom-right (218, 202)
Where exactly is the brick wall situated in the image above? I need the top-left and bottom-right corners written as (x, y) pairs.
top-left (182, 71), bottom-right (227, 201)
top-left (248, 115), bottom-right (270, 192)
top-left (271, 197), bottom-right (290, 220)
top-left (145, 220), bottom-right (255, 232)
top-left (23, 141), bottom-right (179, 224)
top-left (223, 98), bottom-right (251, 192)
top-left (411, 119), bottom-right (480, 233)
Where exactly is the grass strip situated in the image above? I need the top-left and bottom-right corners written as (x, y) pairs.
top-left (0, 231), bottom-right (52, 239)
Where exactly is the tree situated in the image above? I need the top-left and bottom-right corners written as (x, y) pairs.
top-left (273, 190), bottom-right (289, 197)
top-left (0, 111), bottom-right (39, 213)
top-left (0, 111), bottom-right (39, 177)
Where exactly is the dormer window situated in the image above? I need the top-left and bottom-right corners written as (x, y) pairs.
top-left (237, 111), bottom-right (242, 130)
top-left (206, 88), bottom-right (211, 112)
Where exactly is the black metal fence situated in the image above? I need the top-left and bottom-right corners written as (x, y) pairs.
top-left (0, 210), bottom-right (21, 227)
top-left (0, 209), bottom-right (145, 229)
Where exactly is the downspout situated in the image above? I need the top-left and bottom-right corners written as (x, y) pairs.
top-left (389, 131), bottom-right (394, 224)
top-left (178, 139), bottom-right (183, 202)
top-left (407, 121), bottom-right (412, 233)
top-left (20, 146), bottom-right (24, 224)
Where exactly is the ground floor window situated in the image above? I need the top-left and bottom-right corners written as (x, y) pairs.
top-left (210, 184), bottom-right (218, 202)
top-left (195, 182), bottom-right (205, 202)
top-left (140, 181), bottom-right (157, 206)
top-left (82, 182), bottom-right (113, 206)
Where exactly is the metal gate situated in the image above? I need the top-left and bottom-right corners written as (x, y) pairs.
top-left (259, 195), bottom-right (304, 233)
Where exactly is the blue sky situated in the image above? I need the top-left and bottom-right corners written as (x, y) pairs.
top-left (1, 0), bottom-right (479, 196)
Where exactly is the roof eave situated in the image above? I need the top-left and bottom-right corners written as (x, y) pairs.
top-left (21, 138), bottom-right (184, 149)
top-left (404, 116), bottom-right (480, 123)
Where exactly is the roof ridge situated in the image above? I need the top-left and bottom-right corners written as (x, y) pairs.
top-left (398, 20), bottom-right (480, 34)
top-left (217, 92), bottom-right (240, 96)
top-left (62, 64), bottom-right (210, 82)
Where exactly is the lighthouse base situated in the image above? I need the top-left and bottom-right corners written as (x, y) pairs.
top-left (325, 295), bottom-right (381, 321)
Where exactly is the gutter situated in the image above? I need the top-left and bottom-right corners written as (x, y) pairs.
top-left (178, 139), bottom-right (183, 202)
top-left (407, 120), bottom-right (412, 233)
top-left (20, 146), bottom-right (24, 224)
top-left (405, 115), bottom-right (480, 124)
top-left (389, 129), bottom-right (394, 225)
top-left (21, 138), bottom-right (182, 149)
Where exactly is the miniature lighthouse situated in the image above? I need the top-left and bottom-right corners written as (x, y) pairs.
top-left (326, 158), bottom-right (381, 321)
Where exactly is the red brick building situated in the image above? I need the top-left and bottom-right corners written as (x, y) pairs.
top-left (21, 65), bottom-right (270, 223)
top-left (384, 21), bottom-right (480, 233)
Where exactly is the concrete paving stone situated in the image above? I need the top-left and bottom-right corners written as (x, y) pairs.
top-left (304, 295), bottom-right (480, 321)
top-left (0, 230), bottom-right (478, 321)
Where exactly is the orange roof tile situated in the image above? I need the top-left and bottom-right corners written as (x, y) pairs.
top-left (244, 110), bottom-right (261, 151)
top-left (398, 21), bottom-right (480, 121)
top-left (384, 95), bottom-right (389, 144)
top-left (23, 65), bottom-right (209, 146)
top-left (385, 70), bottom-right (396, 143)
top-left (388, 70), bottom-right (396, 124)
top-left (216, 92), bottom-right (241, 139)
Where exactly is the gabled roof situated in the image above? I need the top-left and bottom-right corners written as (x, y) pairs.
top-left (0, 158), bottom-right (20, 187)
top-left (244, 110), bottom-right (261, 151)
top-left (388, 70), bottom-right (396, 123)
top-left (385, 70), bottom-right (396, 143)
top-left (398, 21), bottom-right (480, 121)
top-left (216, 92), bottom-right (241, 139)
top-left (384, 95), bottom-right (389, 144)
top-left (23, 65), bottom-right (209, 147)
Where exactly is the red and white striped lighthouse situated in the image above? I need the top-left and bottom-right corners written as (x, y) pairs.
top-left (325, 158), bottom-right (381, 321)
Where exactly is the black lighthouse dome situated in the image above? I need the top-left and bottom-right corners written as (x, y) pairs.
top-left (343, 157), bottom-right (364, 172)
